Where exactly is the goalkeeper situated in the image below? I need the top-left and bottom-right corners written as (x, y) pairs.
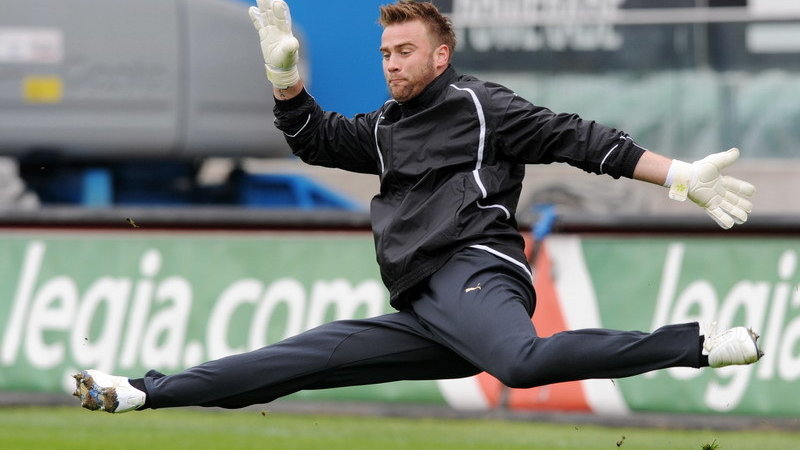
top-left (74, 0), bottom-right (761, 413)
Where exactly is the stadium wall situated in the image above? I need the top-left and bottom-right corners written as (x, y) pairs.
top-left (1, 220), bottom-right (799, 418)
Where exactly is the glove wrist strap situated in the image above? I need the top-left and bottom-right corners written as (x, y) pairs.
top-left (665, 159), bottom-right (694, 202)
top-left (267, 65), bottom-right (299, 90)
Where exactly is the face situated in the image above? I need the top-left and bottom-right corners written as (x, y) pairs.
top-left (380, 20), bottom-right (448, 102)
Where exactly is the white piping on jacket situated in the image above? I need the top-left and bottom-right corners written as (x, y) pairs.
top-left (470, 244), bottom-right (533, 281)
top-left (599, 135), bottom-right (647, 175)
top-left (599, 144), bottom-right (619, 175)
top-left (449, 85), bottom-right (486, 170)
top-left (284, 114), bottom-right (311, 138)
top-left (374, 100), bottom-right (396, 174)
top-left (450, 84), bottom-right (510, 220)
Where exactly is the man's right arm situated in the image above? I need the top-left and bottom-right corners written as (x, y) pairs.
top-left (251, 0), bottom-right (383, 175)
top-left (272, 87), bottom-right (384, 175)
top-left (250, 0), bottom-right (301, 93)
top-left (273, 80), bottom-right (305, 102)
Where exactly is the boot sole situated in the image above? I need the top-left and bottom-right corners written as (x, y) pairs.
top-left (72, 371), bottom-right (120, 413)
top-left (747, 327), bottom-right (765, 362)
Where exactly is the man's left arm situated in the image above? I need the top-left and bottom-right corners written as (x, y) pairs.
top-left (489, 84), bottom-right (755, 229)
top-left (633, 148), bottom-right (756, 229)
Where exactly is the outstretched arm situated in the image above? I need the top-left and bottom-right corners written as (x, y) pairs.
top-left (633, 148), bottom-right (756, 229)
top-left (249, 0), bottom-right (304, 100)
top-left (631, 150), bottom-right (671, 185)
top-left (248, 0), bottom-right (383, 175)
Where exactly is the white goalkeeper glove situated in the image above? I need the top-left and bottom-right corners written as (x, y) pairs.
top-left (249, 0), bottom-right (299, 89)
top-left (665, 148), bottom-right (756, 229)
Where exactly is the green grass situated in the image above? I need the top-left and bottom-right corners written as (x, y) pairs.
top-left (2, 406), bottom-right (798, 450)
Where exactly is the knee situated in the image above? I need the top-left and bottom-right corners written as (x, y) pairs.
top-left (491, 365), bottom-right (540, 389)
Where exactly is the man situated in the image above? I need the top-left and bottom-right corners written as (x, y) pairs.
top-left (73, 0), bottom-right (761, 414)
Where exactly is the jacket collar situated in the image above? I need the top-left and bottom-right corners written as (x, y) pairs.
top-left (397, 65), bottom-right (457, 115)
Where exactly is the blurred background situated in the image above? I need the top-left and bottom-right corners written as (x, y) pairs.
top-left (0, 0), bottom-right (797, 219)
top-left (1, 0), bottom-right (800, 422)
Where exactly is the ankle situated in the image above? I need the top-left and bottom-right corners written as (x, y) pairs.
top-left (129, 378), bottom-right (151, 410)
top-left (698, 335), bottom-right (709, 367)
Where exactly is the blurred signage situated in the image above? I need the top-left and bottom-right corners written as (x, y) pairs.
top-left (2, 230), bottom-right (800, 417)
top-left (433, 0), bottom-right (800, 72)
top-left (21, 76), bottom-right (63, 103)
top-left (747, 0), bottom-right (800, 53)
top-left (0, 27), bottom-right (63, 64)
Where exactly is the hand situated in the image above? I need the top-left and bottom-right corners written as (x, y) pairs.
top-left (667, 148), bottom-right (756, 229)
top-left (249, 0), bottom-right (299, 89)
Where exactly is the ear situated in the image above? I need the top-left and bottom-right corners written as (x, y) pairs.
top-left (434, 44), bottom-right (450, 69)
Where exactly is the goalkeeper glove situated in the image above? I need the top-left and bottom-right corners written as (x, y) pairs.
top-left (249, 0), bottom-right (299, 89)
top-left (665, 148), bottom-right (756, 229)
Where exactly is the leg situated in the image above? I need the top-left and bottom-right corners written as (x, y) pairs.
top-left (412, 248), bottom-right (703, 388)
top-left (143, 311), bottom-right (479, 409)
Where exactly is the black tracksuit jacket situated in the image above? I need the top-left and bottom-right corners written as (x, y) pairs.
top-left (274, 66), bottom-right (645, 310)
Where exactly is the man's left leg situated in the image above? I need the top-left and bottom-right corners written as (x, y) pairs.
top-left (411, 247), bottom-right (756, 389)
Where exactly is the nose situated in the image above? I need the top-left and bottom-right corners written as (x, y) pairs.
top-left (384, 54), bottom-right (400, 73)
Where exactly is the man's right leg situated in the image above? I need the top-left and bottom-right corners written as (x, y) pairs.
top-left (78, 311), bottom-right (479, 412)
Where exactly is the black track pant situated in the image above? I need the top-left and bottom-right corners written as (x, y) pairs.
top-left (142, 247), bottom-right (703, 409)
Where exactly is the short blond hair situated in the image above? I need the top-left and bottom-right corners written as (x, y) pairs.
top-left (378, 1), bottom-right (456, 60)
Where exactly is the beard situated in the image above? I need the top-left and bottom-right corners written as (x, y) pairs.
top-left (387, 56), bottom-right (437, 102)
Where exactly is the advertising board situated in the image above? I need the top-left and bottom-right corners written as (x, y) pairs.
top-left (2, 230), bottom-right (798, 416)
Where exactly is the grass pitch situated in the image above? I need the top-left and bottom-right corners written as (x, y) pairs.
top-left (2, 406), bottom-right (798, 449)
